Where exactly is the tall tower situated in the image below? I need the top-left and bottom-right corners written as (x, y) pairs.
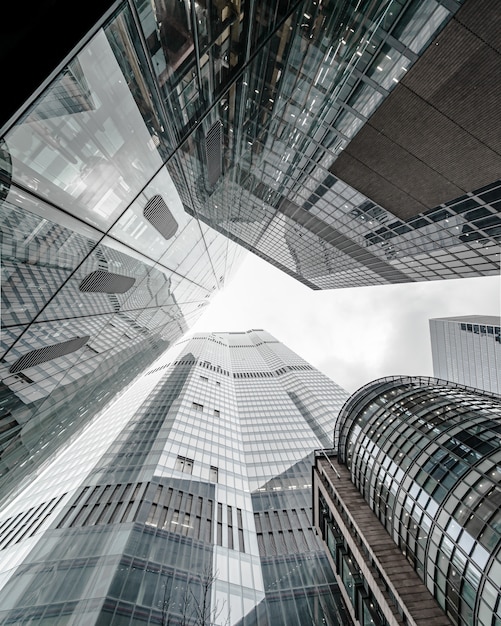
top-left (0, 175), bottom-right (244, 508)
top-left (2, 0), bottom-right (500, 507)
top-left (0, 330), bottom-right (351, 625)
top-left (313, 375), bottom-right (501, 626)
top-left (430, 315), bottom-right (501, 395)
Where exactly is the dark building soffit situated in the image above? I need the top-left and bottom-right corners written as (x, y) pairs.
top-left (330, 0), bottom-right (501, 220)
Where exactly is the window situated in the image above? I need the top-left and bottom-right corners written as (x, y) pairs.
top-left (192, 402), bottom-right (203, 412)
top-left (210, 466), bottom-right (218, 482)
top-left (10, 372), bottom-right (33, 384)
top-left (217, 502), bottom-right (223, 546)
top-left (176, 456), bottom-right (194, 475)
top-left (214, 409), bottom-right (220, 417)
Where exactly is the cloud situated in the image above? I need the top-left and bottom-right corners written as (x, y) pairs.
top-left (191, 253), bottom-right (501, 393)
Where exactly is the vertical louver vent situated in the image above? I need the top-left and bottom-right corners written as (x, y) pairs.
top-left (206, 121), bottom-right (222, 187)
top-left (9, 336), bottom-right (90, 373)
top-left (144, 195), bottom-right (178, 240)
top-left (79, 270), bottom-right (135, 294)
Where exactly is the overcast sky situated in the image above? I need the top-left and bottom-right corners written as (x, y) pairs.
top-left (186, 252), bottom-right (501, 393)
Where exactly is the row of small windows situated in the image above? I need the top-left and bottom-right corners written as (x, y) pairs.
top-left (145, 486), bottom-right (214, 544)
top-left (460, 323), bottom-right (501, 344)
top-left (0, 495), bottom-right (65, 551)
top-left (147, 360), bottom-right (313, 378)
top-left (254, 508), bottom-right (317, 557)
top-left (191, 402), bottom-right (220, 418)
top-left (176, 455), bottom-right (219, 483)
top-left (144, 481), bottom-right (245, 552)
top-left (233, 364), bottom-right (314, 378)
top-left (57, 479), bottom-right (243, 550)
top-left (185, 334), bottom-right (277, 347)
top-left (57, 482), bottom-right (145, 529)
top-left (147, 358), bottom-right (230, 377)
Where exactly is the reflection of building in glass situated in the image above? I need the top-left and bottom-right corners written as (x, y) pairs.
top-left (0, 146), bottom-right (244, 507)
top-left (430, 316), bottom-right (501, 395)
top-left (313, 376), bottom-right (501, 626)
top-left (1, 0), bottom-right (500, 510)
top-left (0, 330), bottom-right (351, 625)
top-left (3, 0), bottom-right (501, 287)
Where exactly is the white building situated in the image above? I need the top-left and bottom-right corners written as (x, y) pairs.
top-left (0, 330), bottom-right (350, 625)
top-left (430, 315), bottom-right (501, 395)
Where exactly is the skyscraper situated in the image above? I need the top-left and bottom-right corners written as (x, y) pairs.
top-left (0, 161), bottom-right (245, 507)
top-left (3, 0), bottom-right (500, 288)
top-left (1, 0), bottom-right (499, 513)
top-left (430, 315), bottom-right (501, 395)
top-left (313, 375), bottom-right (501, 626)
top-left (0, 330), bottom-right (351, 625)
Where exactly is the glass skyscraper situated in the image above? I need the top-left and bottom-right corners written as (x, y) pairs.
top-left (0, 160), bottom-right (245, 507)
top-left (430, 315), bottom-right (501, 395)
top-left (1, 0), bottom-right (500, 507)
top-left (2, 0), bottom-right (500, 293)
top-left (0, 330), bottom-right (351, 625)
top-left (313, 375), bottom-right (501, 626)
top-left (0, 0), bottom-right (500, 618)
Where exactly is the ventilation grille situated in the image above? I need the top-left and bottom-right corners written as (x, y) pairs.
top-left (9, 336), bottom-right (90, 373)
top-left (144, 195), bottom-right (179, 240)
top-left (79, 270), bottom-right (135, 294)
top-left (206, 121), bottom-right (222, 187)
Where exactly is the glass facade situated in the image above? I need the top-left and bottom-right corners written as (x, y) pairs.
top-left (2, 0), bottom-right (499, 293)
top-left (335, 376), bottom-right (501, 626)
top-left (0, 158), bottom-right (244, 508)
top-left (0, 330), bottom-right (351, 624)
top-left (430, 316), bottom-right (501, 395)
top-left (1, 0), bottom-right (499, 510)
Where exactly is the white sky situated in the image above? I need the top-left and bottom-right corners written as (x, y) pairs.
top-left (187, 251), bottom-right (501, 393)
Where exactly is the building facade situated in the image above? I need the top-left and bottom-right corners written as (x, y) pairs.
top-left (313, 376), bottom-right (501, 626)
top-left (2, 0), bottom-right (501, 287)
top-left (430, 316), bottom-right (501, 395)
top-left (0, 330), bottom-right (351, 625)
top-left (0, 157), bottom-right (245, 508)
top-left (1, 0), bottom-right (500, 521)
